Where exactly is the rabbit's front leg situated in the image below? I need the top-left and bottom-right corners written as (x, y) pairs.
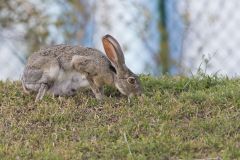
top-left (86, 77), bottom-right (104, 100)
top-left (35, 83), bottom-right (48, 102)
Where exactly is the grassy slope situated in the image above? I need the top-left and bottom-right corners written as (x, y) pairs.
top-left (0, 75), bottom-right (240, 159)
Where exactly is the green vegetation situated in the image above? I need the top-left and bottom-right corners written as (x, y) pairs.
top-left (0, 75), bottom-right (240, 159)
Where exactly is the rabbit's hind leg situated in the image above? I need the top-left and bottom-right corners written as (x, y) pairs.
top-left (35, 83), bottom-right (48, 102)
top-left (22, 80), bottom-right (30, 95)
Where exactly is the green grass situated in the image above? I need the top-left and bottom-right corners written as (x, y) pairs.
top-left (0, 75), bottom-right (240, 159)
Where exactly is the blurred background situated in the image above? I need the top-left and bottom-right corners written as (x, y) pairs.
top-left (1, 0), bottom-right (240, 80)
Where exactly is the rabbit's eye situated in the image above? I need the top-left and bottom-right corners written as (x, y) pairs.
top-left (127, 77), bottom-right (136, 85)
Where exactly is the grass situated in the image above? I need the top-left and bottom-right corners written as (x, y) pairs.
top-left (0, 75), bottom-right (240, 159)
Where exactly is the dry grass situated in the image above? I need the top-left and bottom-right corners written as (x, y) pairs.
top-left (0, 75), bottom-right (240, 159)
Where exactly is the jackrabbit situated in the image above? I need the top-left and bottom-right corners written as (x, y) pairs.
top-left (22, 34), bottom-right (142, 102)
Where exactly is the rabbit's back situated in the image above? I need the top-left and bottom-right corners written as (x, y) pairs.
top-left (24, 44), bottom-right (109, 72)
top-left (33, 44), bottom-right (108, 69)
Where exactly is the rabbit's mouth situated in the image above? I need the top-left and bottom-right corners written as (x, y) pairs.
top-left (115, 83), bottom-right (127, 96)
top-left (115, 81), bottom-right (142, 97)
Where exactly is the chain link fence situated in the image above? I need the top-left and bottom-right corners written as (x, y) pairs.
top-left (1, 0), bottom-right (240, 80)
top-left (167, 0), bottom-right (240, 76)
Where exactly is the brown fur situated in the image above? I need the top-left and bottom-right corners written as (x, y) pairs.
top-left (22, 34), bottom-right (142, 101)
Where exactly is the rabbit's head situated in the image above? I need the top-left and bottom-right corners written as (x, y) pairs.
top-left (102, 34), bottom-right (142, 97)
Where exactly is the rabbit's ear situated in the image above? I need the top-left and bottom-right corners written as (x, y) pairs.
top-left (102, 34), bottom-right (126, 72)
